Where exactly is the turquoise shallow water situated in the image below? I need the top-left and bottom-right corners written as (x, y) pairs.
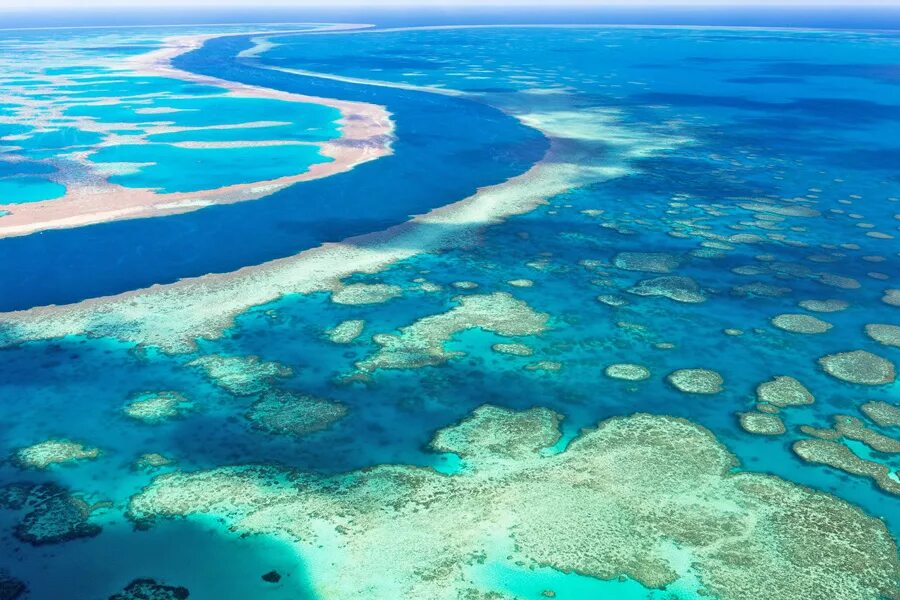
top-left (91, 143), bottom-right (332, 193)
top-left (0, 26), bottom-right (345, 206)
top-left (0, 21), bottom-right (899, 600)
top-left (0, 176), bottom-right (65, 203)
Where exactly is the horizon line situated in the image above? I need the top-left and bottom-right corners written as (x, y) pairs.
top-left (4, 2), bottom-right (900, 11)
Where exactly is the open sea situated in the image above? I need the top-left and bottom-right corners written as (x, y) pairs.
top-left (0, 7), bottom-right (898, 600)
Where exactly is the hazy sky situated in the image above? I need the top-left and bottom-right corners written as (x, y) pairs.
top-left (5, 0), bottom-right (900, 9)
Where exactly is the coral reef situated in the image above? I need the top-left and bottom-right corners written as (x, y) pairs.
top-left (798, 299), bottom-right (849, 313)
top-left (331, 283), bottom-right (402, 305)
top-left (134, 453), bottom-right (176, 471)
top-left (861, 401), bottom-right (900, 427)
top-left (491, 343), bottom-right (534, 356)
top-left (604, 363), bottom-right (651, 381)
top-left (865, 323), bottom-right (900, 347)
top-left (187, 354), bottom-right (292, 395)
top-left (356, 293), bottom-right (548, 372)
top-left (109, 579), bottom-right (190, 600)
top-left (13, 439), bottom-right (100, 470)
top-left (793, 439), bottom-right (899, 495)
top-left (756, 376), bottom-right (814, 408)
top-left (771, 314), bottom-right (832, 334)
top-left (804, 415), bottom-right (900, 454)
top-left (613, 252), bottom-right (680, 274)
top-left (326, 319), bottom-right (365, 344)
top-left (124, 391), bottom-right (192, 424)
top-left (524, 360), bottom-right (563, 372)
top-left (667, 369), bottom-right (723, 394)
top-left (0, 482), bottom-right (102, 545)
top-left (627, 276), bottom-right (705, 303)
top-left (246, 390), bottom-right (347, 436)
top-left (0, 571), bottom-right (25, 600)
top-left (128, 407), bottom-right (900, 600)
top-left (738, 412), bottom-right (786, 436)
top-left (818, 351), bottom-right (895, 385)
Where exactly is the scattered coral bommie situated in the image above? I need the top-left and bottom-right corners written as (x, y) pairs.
top-left (13, 439), bottom-right (101, 470)
top-left (0, 570), bottom-right (25, 600)
top-left (861, 401), bottom-right (900, 427)
top-left (246, 390), bottom-right (347, 436)
top-left (355, 292), bottom-right (548, 373)
top-left (666, 369), bottom-right (723, 394)
top-left (0, 482), bottom-right (102, 545)
top-left (124, 391), bottom-right (192, 424)
top-left (818, 350), bottom-right (896, 386)
top-left (187, 354), bottom-right (293, 395)
top-left (793, 439), bottom-right (900, 496)
top-left (108, 579), bottom-right (190, 600)
top-left (331, 283), bottom-right (402, 305)
top-left (604, 363), bottom-right (651, 381)
top-left (326, 319), bottom-right (365, 344)
top-left (627, 276), bottom-right (705, 303)
top-left (771, 313), bottom-right (833, 334)
top-left (738, 412), bottom-right (786, 436)
top-left (756, 376), bottom-right (815, 408)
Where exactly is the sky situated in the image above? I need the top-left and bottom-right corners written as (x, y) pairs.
top-left (4, 0), bottom-right (900, 8)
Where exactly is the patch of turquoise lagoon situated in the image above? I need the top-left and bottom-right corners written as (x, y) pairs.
top-left (0, 161), bottom-right (55, 178)
top-left (90, 143), bottom-right (333, 193)
top-left (0, 176), bottom-right (66, 204)
top-left (67, 95), bottom-right (342, 142)
top-left (12, 127), bottom-right (104, 152)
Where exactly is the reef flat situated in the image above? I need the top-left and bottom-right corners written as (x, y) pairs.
top-left (129, 406), bottom-right (899, 600)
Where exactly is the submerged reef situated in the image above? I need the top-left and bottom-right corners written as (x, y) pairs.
top-left (865, 323), bottom-right (900, 347)
top-left (524, 360), bottom-right (563, 372)
top-left (798, 299), bottom-right (849, 313)
top-left (331, 283), bottom-right (402, 305)
top-left (187, 354), bottom-right (293, 395)
top-left (861, 401), bottom-right (900, 427)
top-left (325, 319), bottom-right (365, 344)
top-left (738, 412), bottom-right (786, 436)
top-left (612, 252), bottom-right (680, 274)
top-left (818, 350), bottom-right (896, 386)
top-left (491, 343), bottom-right (534, 356)
top-left (627, 276), bottom-right (705, 303)
top-left (13, 439), bottom-right (100, 470)
top-left (128, 406), bottom-right (899, 599)
top-left (771, 313), bottom-right (833, 334)
top-left (108, 579), bottom-right (189, 600)
top-left (597, 294), bottom-right (629, 307)
top-left (805, 415), bottom-right (900, 454)
top-left (124, 391), bottom-right (192, 424)
top-left (507, 278), bottom-right (534, 288)
top-left (0, 571), bottom-right (25, 600)
top-left (246, 390), bottom-right (347, 437)
top-left (604, 363), bottom-right (651, 381)
top-left (134, 453), bottom-right (176, 472)
top-left (882, 289), bottom-right (900, 307)
top-left (0, 482), bottom-right (102, 545)
top-left (793, 439), bottom-right (900, 496)
top-left (756, 376), bottom-right (814, 408)
top-left (666, 368), bottom-right (724, 394)
top-left (355, 292), bottom-right (548, 373)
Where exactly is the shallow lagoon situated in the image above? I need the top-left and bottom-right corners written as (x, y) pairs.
top-left (91, 143), bottom-right (333, 193)
top-left (0, 176), bottom-right (65, 203)
top-left (0, 21), bottom-right (899, 600)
